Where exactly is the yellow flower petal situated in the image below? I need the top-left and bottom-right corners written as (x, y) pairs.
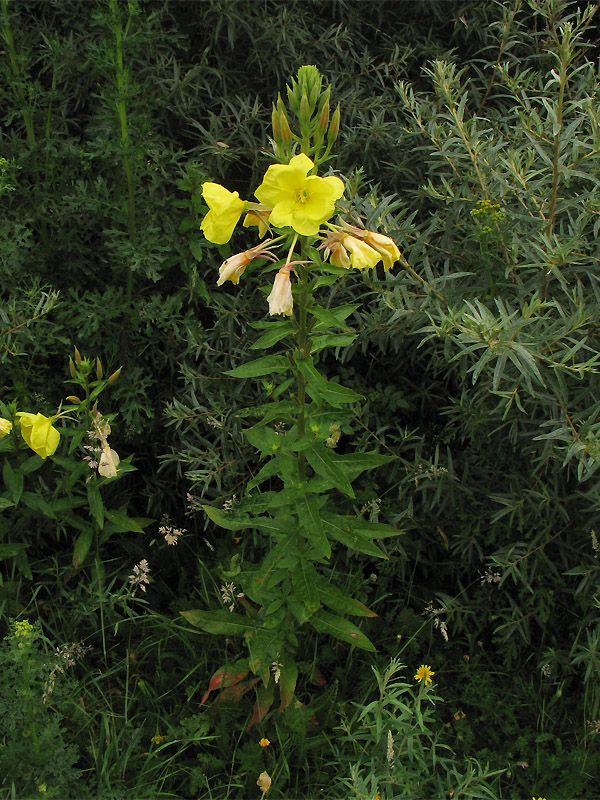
top-left (0, 417), bottom-right (12, 437)
top-left (201, 182), bottom-right (246, 244)
top-left (342, 235), bottom-right (382, 270)
top-left (16, 412), bottom-right (60, 459)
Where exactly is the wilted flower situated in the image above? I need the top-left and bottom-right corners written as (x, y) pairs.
top-left (267, 267), bottom-right (294, 316)
top-left (255, 153), bottom-right (344, 236)
top-left (363, 230), bottom-right (400, 270)
top-left (16, 412), bottom-right (60, 458)
top-left (341, 234), bottom-right (382, 270)
top-left (0, 417), bottom-right (12, 437)
top-left (256, 771), bottom-right (272, 794)
top-left (98, 443), bottom-right (120, 478)
top-left (129, 559), bottom-right (150, 597)
top-left (200, 182), bottom-right (246, 244)
top-left (217, 239), bottom-right (280, 286)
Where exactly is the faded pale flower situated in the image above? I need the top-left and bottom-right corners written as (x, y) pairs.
top-left (364, 231), bottom-right (400, 271)
top-left (341, 234), bottom-right (382, 270)
top-left (267, 269), bottom-right (294, 316)
top-left (200, 182), bottom-right (246, 244)
top-left (257, 771), bottom-right (272, 794)
top-left (255, 153), bottom-right (344, 236)
top-left (0, 417), bottom-right (12, 437)
top-left (16, 412), bottom-right (60, 458)
top-left (98, 444), bottom-right (120, 478)
top-left (414, 664), bottom-right (435, 685)
top-left (217, 240), bottom-right (279, 287)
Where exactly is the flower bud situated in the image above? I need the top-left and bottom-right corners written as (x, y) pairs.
top-left (328, 104), bottom-right (341, 143)
top-left (108, 366), bottom-right (122, 384)
top-left (299, 93), bottom-right (310, 124)
top-left (66, 395), bottom-right (82, 404)
top-left (279, 109), bottom-right (292, 150)
top-left (317, 98), bottom-right (330, 136)
top-left (68, 356), bottom-right (77, 378)
top-left (96, 357), bottom-right (103, 379)
top-left (271, 103), bottom-right (281, 141)
top-left (74, 347), bottom-right (82, 364)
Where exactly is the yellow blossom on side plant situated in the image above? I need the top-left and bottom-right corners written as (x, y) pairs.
top-left (16, 412), bottom-right (60, 459)
top-left (414, 664), bottom-right (435, 685)
top-left (255, 153), bottom-right (344, 236)
top-left (200, 182), bottom-right (246, 244)
top-left (0, 417), bottom-right (12, 437)
top-left (259, 737), bottom-right (270, 747)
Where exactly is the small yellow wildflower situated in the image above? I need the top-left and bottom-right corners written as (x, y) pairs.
top-left (532, 796), bottom-right (547, 800)
top-left (37, 785), bottom-right (47, 794)
top-left (151, 734), bottom-right (165, 745)
top-left (14, 619), bottom-right (35, 638)
top-left (259, 737), bottom-right (270, 747)
top-left (414, 664), bottom-right (435, 685)
top-left (16, 412), bottom-right (60, 458)
top-left (376, 792), bottom-right (381, 800)
top-left (254, 153), bottom-right (344, 236)
top-left (0, 417), bottom-right (12, 437)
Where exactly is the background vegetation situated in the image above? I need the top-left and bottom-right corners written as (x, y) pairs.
top-left (1, 0), bottom-right (599, 797)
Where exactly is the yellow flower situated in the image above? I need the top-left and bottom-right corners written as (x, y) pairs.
top-left (254, 153), bottom-right (344, 236)
top-left (414, 664), bottom-right (435, 685)
top-left (363, 231), bottom-right (400, 271)
top-left (532, 797), bottom-right (547, 800)
top-left (328, 241), bottom-right (351, 269)
top-left (267, 268), bottom-right (294, 316)
top-left (16, 412), bottom-right (60, 459)
top-left (98, 444), bottom-right (120, 478)
top-left (152, 734), bottom-right (165, 745)
top-left (259, 737), bottom-right (270, 747)
top-left (200, 182), bottom-right (246, 244)
top-left (243, 209), bottom-right (271, 238)
top-left (341, 234), bottom-right (382, 270)
top-left (0, 417), bottom-right (12, 437)
top-left (257, 771), bottom-right (272, 794)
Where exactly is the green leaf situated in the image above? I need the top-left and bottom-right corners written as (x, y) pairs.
top-left (250, 321), bottom-right (294, 349)
top-left (252, 533), bottom-right (299, 597)
top-left (292, 559), bottom-right (321, 614)
top-left (21, 492), bottom-right (56, 519)
top-left (317, 582), bottom-right (377, 617)
top-left (72, 528), bottom-right (93, 568)
top-left (0, 496), bottom-right (14, 511)
top-left (104, 507), bottom-right (153, 534)
top-left (351, 519), bottom-right (404, 539)
top-left (322, 513), bottom-right (388, 558)
top-left (86, 482), bottom-right (104, 529)
top-left (225, 355), bottom-right (290, 378)
top-left (279, 657), bottom-right (298, 711)
top-left (0, 542), bottom-right (27, 561)
top-left (296, 493), bottom-right (331, 557)
top-left (203, 504), bottom-right (252, 531)
top-left (305, 444), bottom-right (355, 498)
top-left (311, 379), bottom-right (364, 407)
top-left (244, 426), bottom-right (283, 456)
top-left (309, 609), bottom-right (376, 652)
top-left (309, 303), bottom-right (360, 330)
top-left (2, 460), bottom-right (23, 505)
top-left (247, 627), bottom-right (282, 674)
top-left (180, 609), bottom-right (255, 636)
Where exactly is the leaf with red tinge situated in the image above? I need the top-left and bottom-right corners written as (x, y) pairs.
top-left (247, 682), bottom-right (274, 730)
top-left (212, 677), bottom-right (260, 706)
top-left (200, 660), bottom-right (249, 704)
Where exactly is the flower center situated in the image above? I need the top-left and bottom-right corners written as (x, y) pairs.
top-left (295, 188), bottom-right (309, 204)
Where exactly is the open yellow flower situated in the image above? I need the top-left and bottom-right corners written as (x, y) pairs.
top-left (16, 412), bottom-right (60, 459)
top-left (201, 182), bottom-right (246, 244)
top-left (255, 153), bottom-right (344, 236)
top-left (414, 664), bottom-right (435, 685)
top-left (0, 417), bottom-right (12, 437)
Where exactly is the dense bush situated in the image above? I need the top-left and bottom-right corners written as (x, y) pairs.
top-left (1, 0), bottom-right (599, 797)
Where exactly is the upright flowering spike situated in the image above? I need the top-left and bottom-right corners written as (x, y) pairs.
top-left (16, 412), bottom-right (60, 458)
top-left (200, 182), bottom-right (246, 244)
top-left (255, 153), bottom-right (344, 237)
top-left (267, 268), bottom-right (294, 316)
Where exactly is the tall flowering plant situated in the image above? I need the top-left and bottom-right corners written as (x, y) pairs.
top-left (182, 67), bottom-right (402, 724)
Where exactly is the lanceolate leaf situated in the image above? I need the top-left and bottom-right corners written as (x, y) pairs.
top-left (250, 321), bottom-right (294, 349)
top-left (247, 682), bottom-right (274, 730)
top-left (180, 609), bottom-right (255, 636)
top-left (305, 444), bottom-right (355, 498)
top-left (279, 658), bottom-right (298, 712)
top-left (296, 493), bottom-right (331, 557)
top-left (292, 559), bottom-right (320, 614)
top-left (201, 660), bottom-right (250, 704)
top-left (202, 504), bottom-right (253, 531)
top-left (317, 581), bottom-right (377, 617)
top-left (322, 512), bottom-right (388, 558)
top-left (309, 609), bottom-right (376, 652)
top-left (225, 355), bottom-right (289, 378)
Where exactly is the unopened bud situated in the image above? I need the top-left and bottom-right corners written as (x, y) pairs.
top-left (299, 94), bottom-right (310, 123)
top-left (74, 347), bottom-right (82, 363)
top-left (68, 356), bottom-right (77, 378)
top-left (271, 103), bottom-right (281, 141)
top-left (328, 104), bottom-right (341, 142)
top-left (96, 357), bottom-right (103, 379)
top-left (107, 366), bottom-right (122, 384)
top-left (66, 395), bottom-right (82, 404)
top-left (279, 110), bottom-right (292, 149)
top-left (317, 98), bottom-right (330, 135)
